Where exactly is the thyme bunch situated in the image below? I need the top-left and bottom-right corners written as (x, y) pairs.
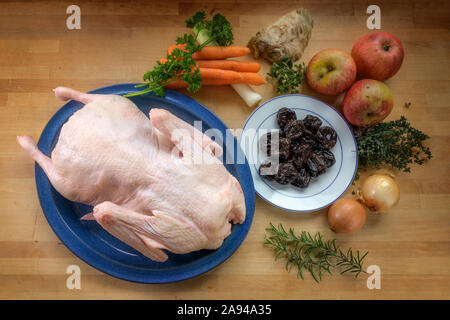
top-left (267, 57), bottom-right (306, 94)
top-left (355, 116), bottom-right (432, 175)
top-left (264, 223), bottom-right (368, 282)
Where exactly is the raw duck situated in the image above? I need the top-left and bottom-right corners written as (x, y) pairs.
top-left (17, 87), bottom-right (246, 262)
top-left (247, 8), bottom-right (314, 63)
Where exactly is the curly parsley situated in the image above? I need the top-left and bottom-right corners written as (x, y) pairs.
top-left (125, 11), bottom-right (233, 98)
top-left (186, 10), bottom-right (233, 47)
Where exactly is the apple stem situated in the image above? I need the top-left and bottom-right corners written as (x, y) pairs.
top-left (383, 44), bottom-right (390, 51)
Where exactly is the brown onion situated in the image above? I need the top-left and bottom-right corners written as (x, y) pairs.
top-left (328, 199), bottom-right (366, 234)
top-left (359, 174), bottom-right (400, 213)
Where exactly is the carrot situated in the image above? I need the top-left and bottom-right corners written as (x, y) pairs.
top-left (194, 60), bottom-right (261, 72)
top-left (164, 68), bottom-right (265, 88)
top-left (167, 44), bottom-right (185, 55)
top-left (166, 44), bottom-right (184, 60)
top-left (193, 46), bottom-right (251, 60)
top-left (160, 58), bottom-right (261, 73)
top-left (165, 79), bottom-right (225, 88)
top-left (167, 44), bottom-right (251, 60)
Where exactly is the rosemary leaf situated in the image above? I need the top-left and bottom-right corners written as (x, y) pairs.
top-left (264, 223), bottom-right (368, 283)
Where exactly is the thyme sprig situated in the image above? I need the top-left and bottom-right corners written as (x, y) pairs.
top-left (264, 223), bottom-right (368, 282)
top-left (267, 57), bottom-right (306, 94)
top-left (354, 116), bottom-right (432, 175)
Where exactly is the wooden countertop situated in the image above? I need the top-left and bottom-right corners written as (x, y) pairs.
top-left (1, 0), bottom-right (449, 299)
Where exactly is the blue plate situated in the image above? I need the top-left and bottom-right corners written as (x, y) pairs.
top-left (35, 83), bottom-right (255, 283)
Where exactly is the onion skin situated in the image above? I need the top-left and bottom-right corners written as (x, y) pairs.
top-left (328, 199), bottom-right (366, 234)
top-left (360, 174), bottom-right (400, 213)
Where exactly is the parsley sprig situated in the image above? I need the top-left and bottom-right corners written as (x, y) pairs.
top-left (265, 223), bottom-right (368, 282)
top-left (186, 11), bottom-right (233, 46)
top-left (124, 34), bottom-right (201, 98)
top-left (125, 11), bottom-right (233, 98)
top-left (267, 57), bottom-right (306, 94)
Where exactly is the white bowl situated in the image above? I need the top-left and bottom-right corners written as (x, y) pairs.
top-left (240, 94), bottom-right (358, 212)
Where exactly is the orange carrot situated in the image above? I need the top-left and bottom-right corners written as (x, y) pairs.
top-left (164, 68), bottom-right (265, 88)
top-left (167, 44), bottom-right (251, 60)
top-left (194, 60), bottom-right (261, 72)
top-left (193, 46), bottom-right (251, 60)
top-left (167, 44), bottom-right (185, 55)
top-left (159, 58), bottom-right (261, 73)
top-left (165, 79), bottom-right (227, 88)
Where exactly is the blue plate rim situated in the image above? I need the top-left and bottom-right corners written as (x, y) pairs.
top-left (240, 94), bottom-right (358, 213)
top-left (34, 83), bottom-right (255, 284)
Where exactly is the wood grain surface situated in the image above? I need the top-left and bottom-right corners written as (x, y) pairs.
top-left (0, 0), bottom-right (449, 299)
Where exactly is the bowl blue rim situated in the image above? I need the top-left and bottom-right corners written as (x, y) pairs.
top-left (240, 94), bottom-right (358, 213)
top-left (34, 83), bottom-right (255, 284)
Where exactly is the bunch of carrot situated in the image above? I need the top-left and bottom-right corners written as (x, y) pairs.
top-left (163, 44), bottom-right (265, 89)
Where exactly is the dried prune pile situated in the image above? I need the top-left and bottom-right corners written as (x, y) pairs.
top-left (259, 107), bottom-right (338, 189)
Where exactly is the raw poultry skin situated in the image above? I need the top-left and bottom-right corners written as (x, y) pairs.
top-left (17, 87), bottom-right (246, 262)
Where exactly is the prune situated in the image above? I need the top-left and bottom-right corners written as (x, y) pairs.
top-left (291, 168), bottom-right (311, 188)
top-left (277, 107), bottom-right (297, 130)
top-left (259, 131), bottom-right (280, 157)
top-left (278, 137), bottom-right (291, 160)
top-left (258, 157), bottom-right (279, 181)
top-left (290, 139), bottom-right (301, 154)
top-left (306, 151), bottom-right (328, 177)
top-left (302, 131), bottom-right (320, 149)
top-left (274, 162), bottom-right (298, 185)
top-left (283, 119), bottom-right (305, 140)
top-left (303, 115), bottom-right (322, 134)
top-left (292, 143), bottom-right (312, 168)
top-left (317, 126), bottom-right (337, 149)
top-left (263, 107), bottom-right (337, 189)
top-left (317, 149), bottom-right (336, 168)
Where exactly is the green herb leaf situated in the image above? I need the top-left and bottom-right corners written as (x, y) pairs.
top-left (264, 223), bottom-right (368, 283)
top-left (207, 13), bottom-right (233, 46)
top-left (186, 10), bottom-right (234, 47)
top-left (267, 57), bottom-right (306, 94)
top-left (185, 11), bottom-right (206, 28)
top-left (124, 35), bottom-right (202, 98)
top-left (354, 116), bottom-right (432, 178)
top-left (124, 10), bottom-right (234, 98)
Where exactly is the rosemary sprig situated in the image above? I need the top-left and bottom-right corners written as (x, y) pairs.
top-left (264, 223), bottom-right (368, 283)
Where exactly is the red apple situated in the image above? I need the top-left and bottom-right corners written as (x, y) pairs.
top-left (343, 79), bottom-right (394, 127)
top-left (351, 32), bottom-right (404, 81)
top-left (306, 49), bottom-right (357, 96)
